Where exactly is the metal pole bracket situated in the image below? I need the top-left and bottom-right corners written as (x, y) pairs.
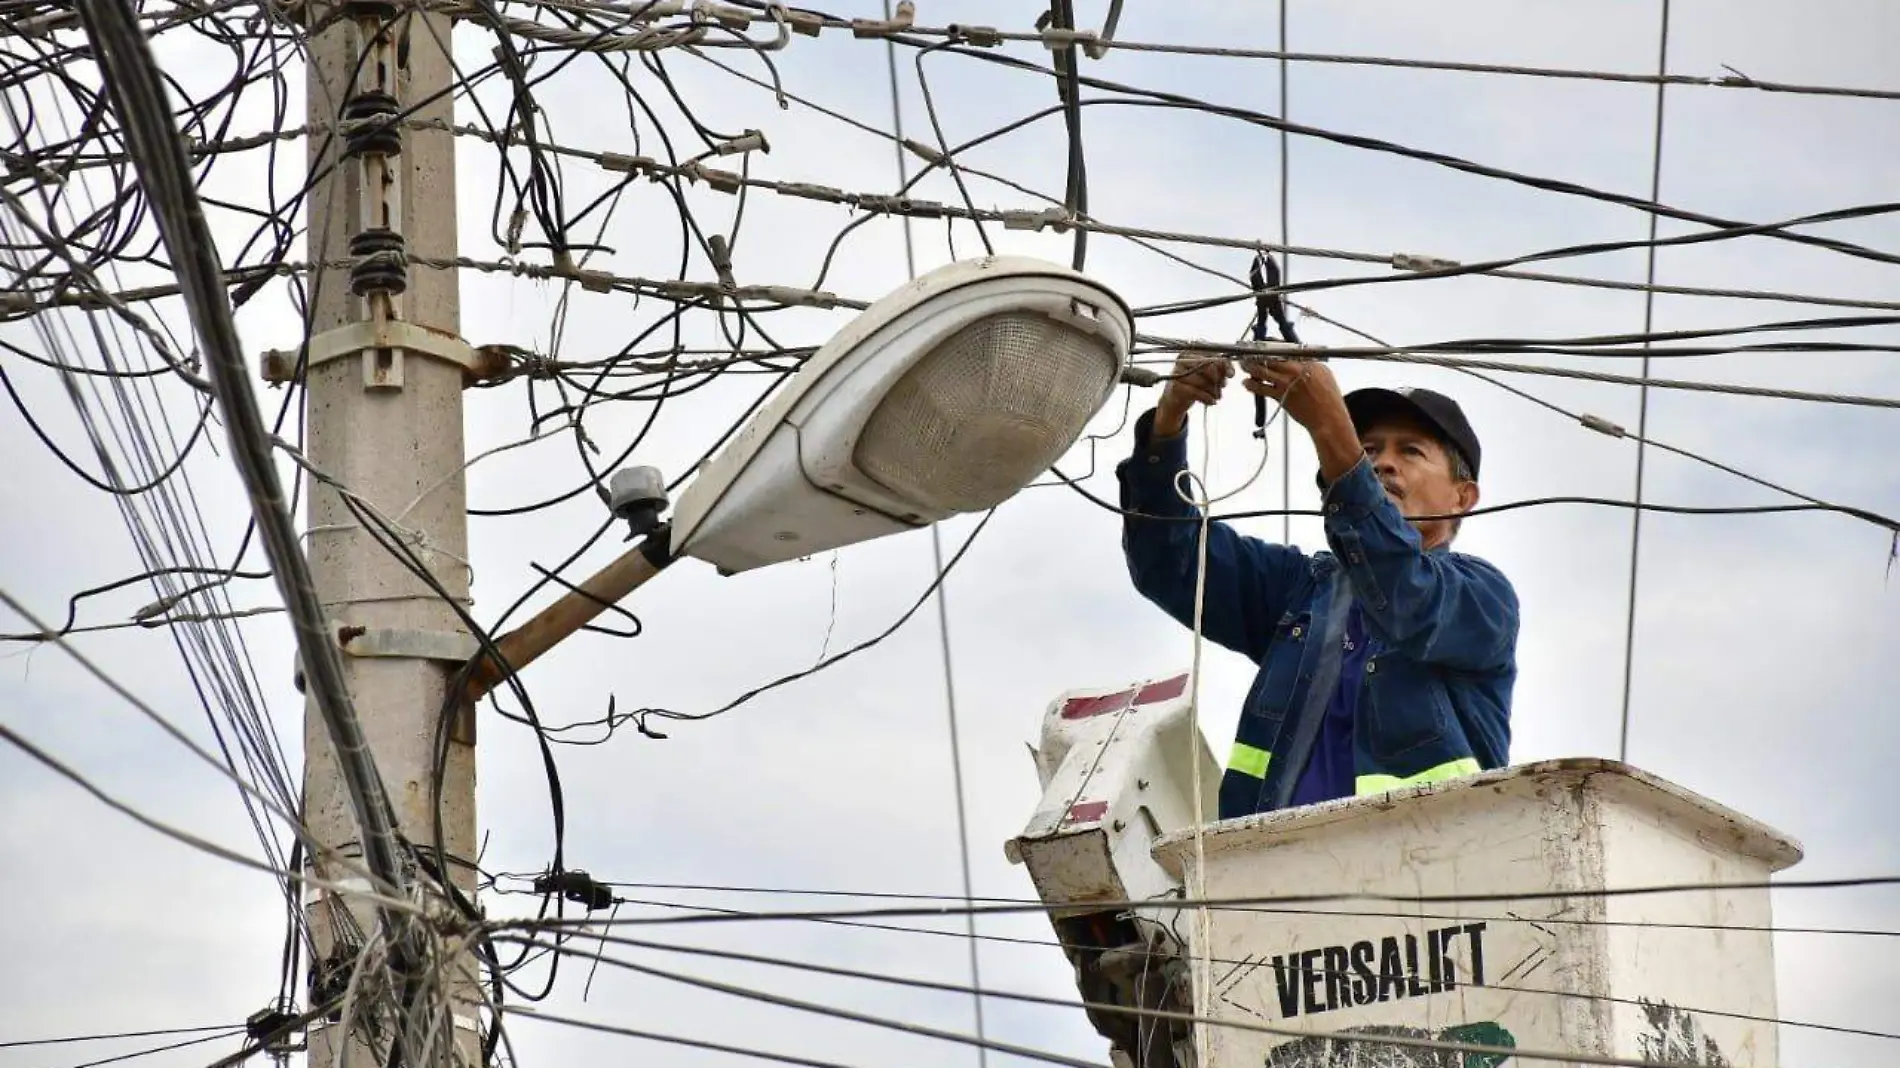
top-left (337, 624), bottom-right (481, 663)
top-left (261, 320), bottom-right (509, 389)
top-left (336, 624), bottom-right (483, 745)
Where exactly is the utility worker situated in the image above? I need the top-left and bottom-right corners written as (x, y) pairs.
top-left (1117, 354), bottom-right (1519, 819)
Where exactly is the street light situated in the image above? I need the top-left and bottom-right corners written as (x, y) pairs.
top-left (464, 255), bottom-right (1133, 699)
top-left (674, 254), bottom-right (1132, 573)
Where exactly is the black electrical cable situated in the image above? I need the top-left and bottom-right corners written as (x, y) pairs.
top-left (875, 33), bottom-right (1900, 268)
top-left (1047, 460), bottom-right (1900, 534)
top-left (596, 508), bottom-right (995, 737)
top-left (1045, 0), bottom-right (1087, 269)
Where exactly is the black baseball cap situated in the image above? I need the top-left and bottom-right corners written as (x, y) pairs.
top-left (1316, 387), bottom-right (1481, 487)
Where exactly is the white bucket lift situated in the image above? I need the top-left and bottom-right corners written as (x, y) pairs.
top-left (1005, 671), bottom-right (1219, 1068)
top-left (1009, 677), bottom-right (1804, 1068)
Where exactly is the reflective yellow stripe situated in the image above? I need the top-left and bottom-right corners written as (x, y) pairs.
top-left (1228, 742), bottom-right (1271, 780)
top-left (1355, 757), bottom-right (1483, 796)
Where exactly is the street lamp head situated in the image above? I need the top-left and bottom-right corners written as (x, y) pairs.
top-left (671, 255), bottom-right (1133, 574)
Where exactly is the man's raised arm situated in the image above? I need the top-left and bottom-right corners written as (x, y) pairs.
top-left (1116, 356), bottom-right (1310, 663)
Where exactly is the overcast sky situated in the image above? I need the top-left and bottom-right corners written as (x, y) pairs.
top-left (3, 2), bottom-right (1898, 1067)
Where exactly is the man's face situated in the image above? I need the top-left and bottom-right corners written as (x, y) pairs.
top-left (1358, 412), bottom-right (1479, 549)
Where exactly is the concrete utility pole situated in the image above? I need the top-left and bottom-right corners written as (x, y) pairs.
top-left (299, 4), bottom-right (480, 1063)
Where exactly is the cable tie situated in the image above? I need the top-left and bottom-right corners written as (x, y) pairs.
top-left (1580, 413), bottom-right (1628, 438)
top-left (778, 182), bottom-right (846, 203)
top-left (1392, 252), bottom-right (1462, 272)
top-left (712, 129), bottom-right (770, 156)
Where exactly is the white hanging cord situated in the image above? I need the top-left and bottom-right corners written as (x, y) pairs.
top-left (1171, 376), bottom-right (1294, 1068)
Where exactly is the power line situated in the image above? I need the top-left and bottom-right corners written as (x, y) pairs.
top-left (880, 11), bottom-right (989, 1067)
top-left (1620, 0), bottom-right (1672, 765)
top-left (56, 1029), bottom-right (247, 1068)
top-left (1130, 334), bottom-right (1900, 410)
top-left (0, 1025), bottom-right (243, 1049)
top-left (508, 1008), bottom-right (870, 1068)
top-left (485, 881), bottom-right (1900, 1042)
top-left (73, 0), bottom-right (415, 944)
top-left (503, 911), bottom-right (1900, 1044)
top-left (674, 8), bottom-right (1900, 102)
top-left (493, 874), bottom-right (1900, 937)
top-left (496, 926), bottom-right (1844, 1068)
top-left (500, 932), bottom-right (1110, 1068)
top-left (883, 37), bottom-right (1900, 269)
top-left (501, 872), bottom-right (1900, 931)
top-left (1276, 0), bottom-right (1292, 545)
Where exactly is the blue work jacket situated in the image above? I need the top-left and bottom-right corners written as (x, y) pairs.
top-left (1116, 410), bottom-right (1519, 820)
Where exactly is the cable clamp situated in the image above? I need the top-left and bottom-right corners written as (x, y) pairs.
top-left (534, 869), bottom-right (615, 911)
top-left (598, 152), bottom-right (656, 175)
top-left (658, 279), bottom-right (708, 302)
top-left (695, 0), bottom-right (753, 30)
top-left (1040, 27), bottom-right (1099, 51)
top-left (336, 624), bottom-right (480, 663)
top-left (779, 181), bottom-right (846, 203)
top-left (948, 23), bottom-right (1002, 47)
top-left (784, 8), bottom-right (825, 36)
top-left (712, 129), bottom-right (770, 156)
top-left (1580, 413), bottom-right (1627, 438)
top-left (1082, 0), bottom-right (1124, 59)
top-left (744, 284), bottom-right (841, 309)
top-left (549, 255), bottom-right (614, 294)
top-left (686, 163), bottom-right (744, 193)
top-left (850, 0), bottom-right (911, 37)
top-left (303, 875), bottom-right (375, 905)
top-left (261, 319), bottom-right (497, 390)
top-left (246, 1006), bottom-right (304, 1055)
top-left (1392, 252), bottom-right (1461, 273)
top-left (901, 138), bottom-right (945, 164)
top-left (1001, 206), bottom-right (1071, 232)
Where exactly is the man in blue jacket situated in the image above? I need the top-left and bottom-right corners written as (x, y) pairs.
top-left (1117, 354), bottom-right (1518, 820)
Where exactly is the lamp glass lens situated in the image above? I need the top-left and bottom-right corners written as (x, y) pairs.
top-left (855, 312), bottom-right (1115, 512)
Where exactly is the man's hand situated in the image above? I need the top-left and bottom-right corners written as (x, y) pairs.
top-left (1153, 352), bottom-right (1233, 438)
top-left (1240, 359), bottom-right (1364, 484)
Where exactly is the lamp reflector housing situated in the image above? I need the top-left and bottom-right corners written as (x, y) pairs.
top-left (672, 256), bottom-right (1132, 574)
